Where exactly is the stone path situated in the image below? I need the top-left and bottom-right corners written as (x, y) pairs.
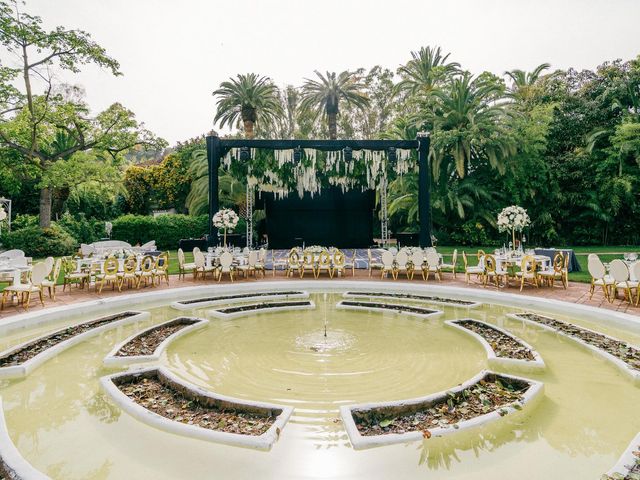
top-left (0, 269), bottom-right (636, 318)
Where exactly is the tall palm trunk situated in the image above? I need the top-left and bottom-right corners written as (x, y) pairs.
top-left (243, 119), bottom-right (255, 139)
top-left (328, 112), bottom-right (337, 139)
top-left (39, 187), bottom-right (52, 228)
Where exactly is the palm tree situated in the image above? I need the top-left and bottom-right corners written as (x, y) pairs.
top-left (395, 46), bottom-right (460, 97)
top-left (212, 73), bottom-right (282, 138)
top-left (505, 63), bottom-right (551, 103)
top-left (299, 70), bottom-right (370, 139)
top-left (428, 73), bottom-right (516, 178)
top-left (186, 149), bottom-right (246, 215)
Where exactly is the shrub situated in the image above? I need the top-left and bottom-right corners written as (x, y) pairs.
top-left (11, 214), bottom-right (39, 230)
top-left (111, 214), bottom-right (209, 249)
top-left (1, 224), bottom-right (77, 257)
top-left (57, 212), bottom-right (104, 244)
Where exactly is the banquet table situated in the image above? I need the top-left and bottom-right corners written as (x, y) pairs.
top-left (494, 254), bottom-right (552, 272)
top-left (534, 248), bottom-right (580, 272)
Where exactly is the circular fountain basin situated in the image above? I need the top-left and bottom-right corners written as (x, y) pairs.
top-left (0, 280), bottom-right (639, 480)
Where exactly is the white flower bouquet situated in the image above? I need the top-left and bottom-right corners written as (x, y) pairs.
top-left (213, 208), bottom-right (239, 230)
top-left (213, 208), bottom-right (239, 247)
top-left (497, 205), bottom-right (531, 233)
top-left (0, 207), bottom-right (6, 222)
top-left (497, 205), bottom-right (530, 248)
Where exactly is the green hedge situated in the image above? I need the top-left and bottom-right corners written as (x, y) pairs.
top-left (1, 224), bottom-right (77, 257)
top-left (111, 214), bottom-right (210, 249)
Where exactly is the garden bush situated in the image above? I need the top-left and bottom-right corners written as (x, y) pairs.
top-left (111, 214), bottom-right (209, 249)
top-left (57, 212), bottom-right (104, 244)
top-left (1, 224), bottom-right (77, 257)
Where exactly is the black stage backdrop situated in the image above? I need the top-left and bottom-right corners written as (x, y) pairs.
top-left (262, 187), bottom-right (375, 248)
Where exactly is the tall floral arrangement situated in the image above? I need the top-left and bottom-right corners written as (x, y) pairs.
top-left (497, 205), bottom-right (530, 248)
top-left (212, 208), bottom-right (239, 247)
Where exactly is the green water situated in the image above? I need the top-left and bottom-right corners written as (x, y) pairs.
top-left (1, 292), bottom-right (639, 479)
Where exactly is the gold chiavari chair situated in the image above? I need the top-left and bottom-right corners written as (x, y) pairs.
top-left (96, 257), bottom-right (120, 293)
top-left (118, 255), bottom-right (138, 290)
top-left (315, 250), bottom-right (332, 278)
top-left (153, 252), bottom-right (170, 285)
top-left (483, 254), bottom-right (507, 288)
top-left (516, 255), bottom-right (538, 291)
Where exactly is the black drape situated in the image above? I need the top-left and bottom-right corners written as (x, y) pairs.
top-left (263, 187), bottom-right (374, 248)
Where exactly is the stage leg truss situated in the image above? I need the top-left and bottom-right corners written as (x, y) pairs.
top-left (380, 175), bottom-right (389, 246)
top-left (246, 183), bottom-right (254, 248)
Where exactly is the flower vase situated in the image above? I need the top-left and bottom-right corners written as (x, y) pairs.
top-left (223, 228), bottom-right (227, 248)
top-left (512, 229), bottom-right (516, 253)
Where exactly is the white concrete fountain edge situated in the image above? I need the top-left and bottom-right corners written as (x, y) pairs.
top-left (444, 319), bottom-right (546, 372)
top-left (102, 316), bottom-right (209, 368)
top-left (339, 369), bottom-right (544, 450)
top-left (0, 311), bottom-right (150, 380)
top-left (100, 366), bottom-right (293, 451)
top-left (507, 313), bottom-right (640, 386)
top-left (605, 431), bottom-right (640, 477)
top-left (171, 290), bottom-right (310, 310)
top-left (0, 396), bottom-right (51, 479)
top-left (0, 279), bottom-right (639, 336)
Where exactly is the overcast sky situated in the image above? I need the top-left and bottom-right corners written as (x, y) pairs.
top-left (12, 0), bottom-right (640, 144)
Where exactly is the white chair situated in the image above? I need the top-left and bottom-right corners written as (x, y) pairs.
top-left (237, 250), bottom-right (258, 278)
top-left (343, 250), bottom-right (356, 276)
top-left (80, 243), bottom-right (95, 257)
top-left (272, 249), bottom-right (289, 276)
top-left (394, 251), bottom-right (411, 280)
top-left (255, 248), bottom-right (267, 276)
top-left (462, 252), bottom-right (484, 284)
top-left (41, 257), bottom-right (62, 300)
top-left (440, 249), bottom-right (458, 278)
top-left (424, 250), bottom-right (442, 281)
top-left (193, 251), bottom-right (215, 280)
top-left (137, 240), bottom-right (157, 252)
top-left (380, 250), bottom-right (395, 279)
top-left (177, 248), bottom-right (196, 280)
top-left (588, 254), bottom-right (614, 302)
top-left (410, 251), bottom-right (425, 280)
top-left (1, 261), bottom-right (48, 309)
top-left (610, 259), bottom-right (635, 304)
top-left (218, 251), bottom-right (235, 282)
top-left (367, 249), bottom-right (383, 276)
top-left (631, 262), bottom-right (640, 306)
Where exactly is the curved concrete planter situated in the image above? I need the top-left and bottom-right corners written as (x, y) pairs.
top-left (0, 311), bottom-right (149, 380)
top-left (604, 431), bottom-right (640, 478)
top-left (0, 397), bottom-right (51, 479)
top-left (101, 367), bottom-right (293, 451)
top-left (340, 370), bottom-right (544, 450)
top-left (508, 312), bottom-right (640, 386)
top-left (207, 300), bottom-right (315, 319)
top-left (343, 291), bottom-right (482, 309)
top-left (445, 319), bottom-right (545, 372)
top-left (103, 317), bottom-right (209, 367)
top-left (171, 290), bottom-right (309, 311)
top-left (336, 300), bottom-right (443, 320)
